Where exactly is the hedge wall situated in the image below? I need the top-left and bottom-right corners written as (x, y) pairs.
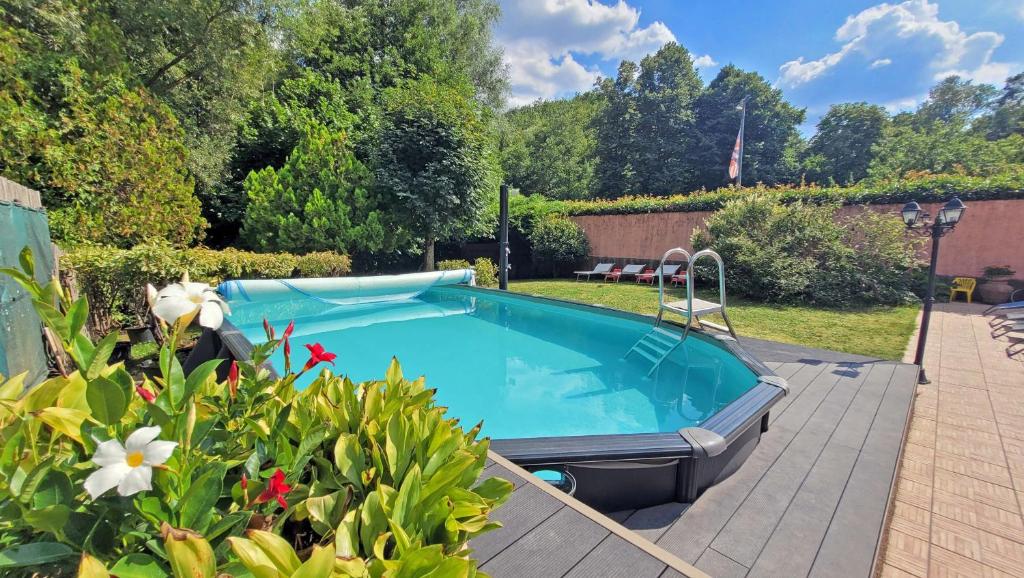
top-left (546, 171), bottom-right (1024, 217)
top-left (61, 244), bottom-right (351, 334)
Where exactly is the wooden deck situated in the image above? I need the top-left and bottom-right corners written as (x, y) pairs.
top-left (472, 452), bottom-right (707, 577)
top-left (472, 337), bottom-right (918, 578)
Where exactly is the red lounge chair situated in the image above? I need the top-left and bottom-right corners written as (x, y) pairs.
top-left (605, 264), bottom-right (645, 282)
top-left (637, 264), bottom-right (681, 284)
top-left (671, 272), bottom-right (688, 287)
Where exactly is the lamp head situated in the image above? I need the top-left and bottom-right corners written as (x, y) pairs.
top-left (901, 201), bottom-right (923, 227)
top-left (938, 197), bottom-right (966, 227)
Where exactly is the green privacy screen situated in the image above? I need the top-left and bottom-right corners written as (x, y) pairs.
top-left (0, 200), bottom-right (55, 386)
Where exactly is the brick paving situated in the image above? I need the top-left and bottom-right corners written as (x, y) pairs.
top-left (879, 302), bottom-right (1024, 577)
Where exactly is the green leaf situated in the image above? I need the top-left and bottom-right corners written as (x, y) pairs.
top-left (0, 542), bottom-right (74, 568)
top-left (471, 477), bottom-right (514, 506)
top-left (86, 376), bottom-right (128, 425)
top-left (32, 471), bottom-right (74, 509)
top-left (166, 356), bottom-right (186, 409)
top-left (18, 247), bottom-right (35, 278)
top-left (86, 332), bottom-right (119, 380)
top-left (66, 298), bottom-right (89, 341)
top-left (25, 505), bottom-right (71, 536)
top-left (110, 553), bottom-right (168, 578)
top-left (183, 358), bottom-right (224, 401)
top-left (333, 433), bottom-right (365, 490)
top-left (393, 464), bottom-right (421, 527)
top-left (290, 545), bottom-right (334, 578)
top-left (178, 462), bottom-right (227, 533)
top-left (33, 300), bottom-right (70, 341)
top-left (246, 530), bottom-right (300, 575)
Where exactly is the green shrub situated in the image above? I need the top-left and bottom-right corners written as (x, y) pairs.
top-left (691, 194), bottom-right (922, 306)
top-left (0, 255), bottom-right (510, 576)
top-left (62, 244), bottom-right (350, 333)
top-left (473, 258), bottom-right (499, 288)
top-left (296, 251), bottom-right (353, 277)
top-left (529, 216), bottom-right (590, 277)
top-left (437, 259), bottom-right (472, 271)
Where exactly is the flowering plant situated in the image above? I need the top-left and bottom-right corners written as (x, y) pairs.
top-left (0, 248), bottom-right (510, 576)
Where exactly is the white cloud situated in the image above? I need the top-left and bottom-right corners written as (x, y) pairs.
top-left (496, 0), bottom-right (676, 104)
top-left (881, 94), bottom-right (925, 113)
top-left (693, 54), bottom-right (717, 68)
top-left (870, 58), bottom-right (892, 69)
top-left (777, 0), bottom-right (1017, 87)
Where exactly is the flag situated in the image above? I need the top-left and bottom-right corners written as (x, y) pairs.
top-left (728, 131), bottom-right (741, 180)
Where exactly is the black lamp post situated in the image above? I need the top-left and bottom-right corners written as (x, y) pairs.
top-left (902, 197), bottom-right (967, 384)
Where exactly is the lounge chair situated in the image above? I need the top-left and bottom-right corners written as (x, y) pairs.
top-left (984, 289), bottom-right (1024, 315)
top-left (637, 264), bottom-right (681, 284)
top-left (574, 263), bottom-right (614, 281)
top-left (670, 271), bottom-right (687, 287)
top-left (605, 264), bottom-right (645, 282)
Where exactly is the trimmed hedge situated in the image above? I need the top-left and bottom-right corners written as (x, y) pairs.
top-left (62, 244), bottom-right (350, 334)
top-left (536, 171), bottom-right (1024, 217)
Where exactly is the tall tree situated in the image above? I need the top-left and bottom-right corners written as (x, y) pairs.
top-left (498, 94), bottom-right (601, 199)
top-left (974, 73), bottom-right (1024, 139)
top-left (803, 103), bottom-right (889, 184)
top-left (241, 122), bottom-right (397, 258)
top-left (915, 75), bottom-right (998, 127)
top-left (633, 43), bottom-right (703, 195)
top-left (373, 79), bottom-right (496, 271)
top-left (694, 65), bottom-right (805, 189)
top-left (593, 60), bottom-right (640, 197)
top-left (281, 0), bottom-right (507, 112)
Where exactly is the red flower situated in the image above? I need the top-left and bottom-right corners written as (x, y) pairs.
top-left (284, 337), bottom-right (291, 357)
top-left (282, 320), bottom-right (295, 340)
top-left (240, 473), bottom-right (248, 489)
top-left (135, 385), bottom-right (155, 403)
top-left (228, 360), bottom-right (239, 398)
top-left (302, 343), bottom-right (337, 372)
top-left (254, 469), bottom-right (291, 509)
top-left (263, 318), bottom-right (275, 340)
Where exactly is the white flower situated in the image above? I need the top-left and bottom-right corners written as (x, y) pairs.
top-left (150, 274), bottom-right (230, 330)
top-left (84, 426), bottom-right (177, 499)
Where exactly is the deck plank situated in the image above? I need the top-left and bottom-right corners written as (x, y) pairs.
top-left (480, 507), bottom-right (609, 577)
top-left (563, 535), bottom-right (667, 578)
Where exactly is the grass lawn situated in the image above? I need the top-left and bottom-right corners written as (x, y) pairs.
top-left (509, 279), bottom-right (920, 360)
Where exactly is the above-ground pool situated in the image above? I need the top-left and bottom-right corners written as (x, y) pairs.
top-left (202, 272), bottom-right (787, 510)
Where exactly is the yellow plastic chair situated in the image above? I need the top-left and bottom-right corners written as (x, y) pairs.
top-left (949, 277), bottom-right (976, 303)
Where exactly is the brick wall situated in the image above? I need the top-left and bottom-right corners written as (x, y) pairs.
top-left (571, 199), bottom-right (1024, 280)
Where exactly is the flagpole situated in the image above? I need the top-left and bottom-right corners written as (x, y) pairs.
top-left (737, 97), bottom-right (747, 187)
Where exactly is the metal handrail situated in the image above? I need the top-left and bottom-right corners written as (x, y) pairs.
top-left (682, 249), bottom-right (735, 340)
top-left (656, 247), bottom-right (692, 313)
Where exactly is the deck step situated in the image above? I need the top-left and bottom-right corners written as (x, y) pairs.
top-left (663, 298), bottom-right (723, 316)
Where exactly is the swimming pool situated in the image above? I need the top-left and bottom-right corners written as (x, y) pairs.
top-left (203, 272), bottom-right (787, 510)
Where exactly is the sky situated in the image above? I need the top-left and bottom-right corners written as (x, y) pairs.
top-left (493, 0), bottom-right (1024, 133)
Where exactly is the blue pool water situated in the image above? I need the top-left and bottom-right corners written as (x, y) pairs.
top-left (227, 286), bottom-right (759, 440)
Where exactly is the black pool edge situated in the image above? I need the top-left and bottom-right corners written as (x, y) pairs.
top-left (189, 283), bottom-right (788, 512)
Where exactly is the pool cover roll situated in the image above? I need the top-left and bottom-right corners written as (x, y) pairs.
top-left (217, 269), bottom-right (475, 306)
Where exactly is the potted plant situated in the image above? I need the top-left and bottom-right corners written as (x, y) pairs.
top-left (979, 265), bottom-right (1016, 304)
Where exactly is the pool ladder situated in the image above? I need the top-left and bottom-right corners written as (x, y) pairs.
top-left (626, 248), bottom-right (736, 376)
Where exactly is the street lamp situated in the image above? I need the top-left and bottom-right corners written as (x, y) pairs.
top-left (902, 197), bottom-right (967, 384)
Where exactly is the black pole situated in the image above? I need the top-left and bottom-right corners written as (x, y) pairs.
top-left (913, 223), bottom-right (942, 384)
top-left (498, 183), bottom-right (509, 290)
